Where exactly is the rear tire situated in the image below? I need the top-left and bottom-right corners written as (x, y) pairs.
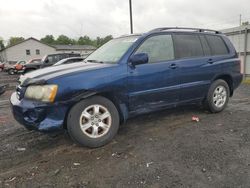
top-left (8, 69), bottom-right (15, 75)
top-left (205, 79), bottom-right (230, 113)
top-left (67, 96), bottom-right (120, 148)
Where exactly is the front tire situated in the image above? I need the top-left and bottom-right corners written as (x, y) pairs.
top-left (205, 79), bottom-right (230, 113)
top-left (67, 96), bottom-right (120, 148)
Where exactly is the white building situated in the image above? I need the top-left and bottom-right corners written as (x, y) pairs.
top-left (0, 37), bottom-right (96, 63)
top-left (221, 25), bottom-right (250, 77)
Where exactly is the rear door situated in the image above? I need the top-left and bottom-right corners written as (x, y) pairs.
top-left (173, 33), bottom-right (229, 102)
top-left (128, 34), bottom-right (180, 112)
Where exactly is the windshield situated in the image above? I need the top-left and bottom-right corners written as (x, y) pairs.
top-left (85, 36), bottom-right (139, 63)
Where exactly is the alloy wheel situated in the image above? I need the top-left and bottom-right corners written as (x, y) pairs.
top-left (79, 104), bottom-right (112, 138)
top-left (213, 85), bottom-right (227, 108)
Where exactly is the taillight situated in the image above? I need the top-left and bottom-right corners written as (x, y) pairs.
top-left (239, 58), bottom-right (243, 74)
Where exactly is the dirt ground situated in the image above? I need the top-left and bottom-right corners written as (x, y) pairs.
top-left (0, 71), bottom-right (250, 188)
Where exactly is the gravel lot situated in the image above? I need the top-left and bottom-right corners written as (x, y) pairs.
top-left (0, 71), bottom-right (250, 188)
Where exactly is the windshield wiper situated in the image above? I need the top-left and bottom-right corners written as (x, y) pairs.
top-left (86, 59), bottom-right (104, 64)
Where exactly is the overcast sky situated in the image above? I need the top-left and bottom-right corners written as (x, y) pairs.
top-left (0, 0), bottom-right (250, 41)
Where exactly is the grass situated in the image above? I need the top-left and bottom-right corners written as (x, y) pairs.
top-left (243, 78), bottom-right (250, 84)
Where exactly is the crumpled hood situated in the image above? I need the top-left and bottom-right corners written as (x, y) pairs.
top-left (19, 62), bottom-right (115, 86)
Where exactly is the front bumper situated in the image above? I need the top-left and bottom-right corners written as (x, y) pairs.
top-left (10, 92), bottom-right (70, 132)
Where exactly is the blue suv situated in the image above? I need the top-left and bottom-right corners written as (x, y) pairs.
top-left (10, 27), bottom-right (242, 148)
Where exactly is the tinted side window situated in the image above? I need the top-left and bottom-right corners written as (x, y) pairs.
top-left (173, 34), bottom-right (203, 59)
top-left (135, 35), bottom-right (174, 63)
top-left (72, 58), bottom-right (82, 62)
top-left (200, 35), bottom-right (211, 56)
top-left (53, 55), bottom-right (61, 63)
top-left (66, 59), bottom-right (74, 64)
top-left (69, 53), bottom-right (80, 57)
top-left (205, 35), bottom-right (229, 55)
top-left (47, 56), bottom-right (53, 63)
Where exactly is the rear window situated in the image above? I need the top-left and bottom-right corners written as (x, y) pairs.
top-left (68, 53), bottom-right (80, 57)
top-left (205, 35), bottom-right (229, 55)
top-left (173, 34), bottom-right (203, 59)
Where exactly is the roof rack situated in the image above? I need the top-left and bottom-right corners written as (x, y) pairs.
top-left (118, 33), bottom-right (142, 38)
top-left (149, 27), bottom-right (221, 34)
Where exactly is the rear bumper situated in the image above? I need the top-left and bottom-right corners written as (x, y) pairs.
top-left (10, 92), bottom-right (70, 132)
top-left (233, 73), bottom-right (243, 90)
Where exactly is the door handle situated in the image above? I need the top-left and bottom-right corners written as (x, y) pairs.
top-left (207, 59), bottom-right (214, 64)
top-left (169, 63), bottom-right (178, 69)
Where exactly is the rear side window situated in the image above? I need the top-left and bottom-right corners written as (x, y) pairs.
top-left (66, 59), bottom-right (74, 64)
top-left (205, 35), bottom-right (229, 55)
top-left (54, 55), bottom-right (61, 63)
top-left (200, 35), bottom-right (211, 56)
top-left (74, 58), bottom-right (82, 62)
top-left (47, 56), bottom-right (53, 63)
top-left (135, 35), bottom-right (174, 63)
top-left (173, 34), bottom-right (203, 59)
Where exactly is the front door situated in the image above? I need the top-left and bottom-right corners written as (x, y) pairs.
top-left (127, 34), bottom-right (180, 112)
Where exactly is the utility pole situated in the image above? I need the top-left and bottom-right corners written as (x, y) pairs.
top-left (238, 14), bottom-right (243, 78)
top-left (129, 0), bottom-right (133, 34)
top-left (239, 14), bottom-right (242, 26)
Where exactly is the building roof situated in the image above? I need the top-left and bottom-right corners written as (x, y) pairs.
top-left (0, 37), bottom-right (55, 52)
top-left (0, 37), bottom-right (96, 52)
top-left (53, 45), bottom-right (96, 50)
top-left (220, 24), bottom-right (250, 35)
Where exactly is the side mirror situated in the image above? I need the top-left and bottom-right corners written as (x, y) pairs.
top-left (129, 53), bottom-right (148, 67)
top-left (44, 59), bottom-right (49, 63)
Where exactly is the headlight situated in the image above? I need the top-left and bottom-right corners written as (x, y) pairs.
top-left (24, 85), bottom-right (58, 102)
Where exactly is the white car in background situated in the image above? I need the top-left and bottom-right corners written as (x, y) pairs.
top-left (53, 57), bottom-right (84, 66)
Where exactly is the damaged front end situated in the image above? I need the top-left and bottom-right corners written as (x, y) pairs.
top-left (10, 76), bottom-right (68, 132)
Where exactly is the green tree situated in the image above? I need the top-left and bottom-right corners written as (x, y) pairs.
top-left (102, 35), bottom-right (113, 45)
top-left (41, 34), bottom-right (113, 47)
top-left (78, 35), bottom-right (93, 45)
top-left (56, 35), bottom-right (74, 45)
top-left (40, 35), bottom-right (55, 45)
top-left (7, 37), bottom-right (25, 47)
top-left (0, 37), bottom-right (4, 50)
top-left (94, 35), bottom-right (113, 47)
top-left (94, 36), bottom-right (102, 47)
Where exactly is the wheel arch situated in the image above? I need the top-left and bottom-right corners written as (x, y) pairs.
top-left (212, 74), bottom-right (233, 96)
top-left (63, 90), bottom-right (128, 129)
top-left (97, 92), bottom-right (129, 123)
